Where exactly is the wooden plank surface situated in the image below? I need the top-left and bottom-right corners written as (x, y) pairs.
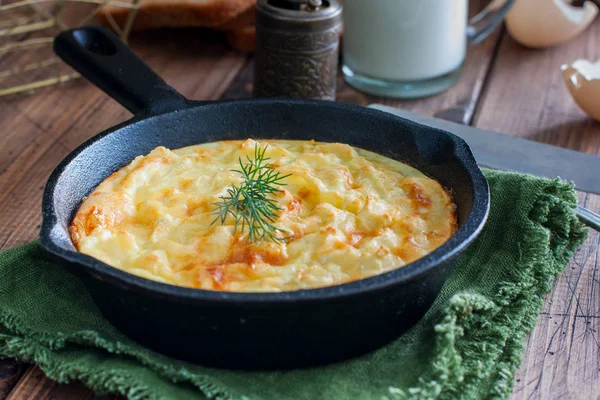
top-left (0, 2), bottom-right (599, 398)
top-left (473, 28), bottom-right (600, 400)
top-left (223, 29), bottom-right (502, 126)
top-left (0, 30), bottom-right (246, 399)
top-left (0, 361), bottom-right (25, 399)
top-left (474, 25), bottom-right (600, 155)
top-left (5, 367), bottom-right (117, 400)
top-left (0, 29), bottom-right (245, 251)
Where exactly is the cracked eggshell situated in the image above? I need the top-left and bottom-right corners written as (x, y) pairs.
top-left (562, 59), bottom-right (600, 121)
top-left (506, 0), bottom-right (598, 48)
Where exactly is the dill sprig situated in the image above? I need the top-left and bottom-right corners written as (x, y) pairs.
top-left (211, 144), bottom-right (292, 243)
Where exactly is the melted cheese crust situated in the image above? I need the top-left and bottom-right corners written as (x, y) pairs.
top-left (70, 139), bottom-right (456, 292)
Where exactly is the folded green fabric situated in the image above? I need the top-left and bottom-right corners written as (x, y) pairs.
top-left (0, 170), bottom-right (587, 400)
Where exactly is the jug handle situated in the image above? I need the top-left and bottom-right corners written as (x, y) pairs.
top-left (468, 0), bottom-right (516, 45)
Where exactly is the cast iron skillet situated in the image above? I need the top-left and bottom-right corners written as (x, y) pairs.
top-left (40, 26), bottom-right (490, 370)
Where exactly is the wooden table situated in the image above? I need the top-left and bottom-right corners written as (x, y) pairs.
top-left (1, 3), bottom-right (599, 399)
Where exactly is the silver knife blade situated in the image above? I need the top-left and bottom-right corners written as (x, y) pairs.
top-left (368, 104), bottom-right (600, 195)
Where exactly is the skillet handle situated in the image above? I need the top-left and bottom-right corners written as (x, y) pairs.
top-left (54, 26), bottom-right (188, 115)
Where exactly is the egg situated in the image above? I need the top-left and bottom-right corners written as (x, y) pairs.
top-left (562, 58), bottom-right (600, 122)
top-left (505, 0), bottom-right (598, 48)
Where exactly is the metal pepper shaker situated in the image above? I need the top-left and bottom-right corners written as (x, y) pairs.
top-left (254, 0), bottom-right (342, 100)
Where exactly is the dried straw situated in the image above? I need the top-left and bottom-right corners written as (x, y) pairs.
top-left (0, 0), bottom-right (139, 98)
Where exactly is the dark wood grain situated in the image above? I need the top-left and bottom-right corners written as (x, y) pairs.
top-left (0, 361), bottom-right (26, 399)
top-left (1, 2), bottom-right (599, 399)
top-left (224, 30), bottom-right (503, 126)
top-left (472, 22), bottom-right (600, 400)
top-left (0, 8), bottom-right (504, 396)
top-left (0, 30), bottom-right (245, 252)
top-left (5, 367), bottom-right (117, 400)
top-left (0, 31), bottom-right (245, 400)
top-left (223, 0), bottom-right (503, 125)
top-left (473, 27), bottom-right (600, 155)
top-left (509, 193), bottom-right (600, 400)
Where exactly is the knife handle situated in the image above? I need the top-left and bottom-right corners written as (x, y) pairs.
top-left (576, 205), bottom-right (600, 232)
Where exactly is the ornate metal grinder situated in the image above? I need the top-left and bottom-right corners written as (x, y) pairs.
top-left (254, 0), bottom-right (342, 100)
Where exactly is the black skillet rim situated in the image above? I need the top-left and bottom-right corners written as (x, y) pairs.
top-left (40, 99), bottom-right (490, 304)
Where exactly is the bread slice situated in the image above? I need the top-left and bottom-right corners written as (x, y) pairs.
top-left (225, 25), bottom-right (256, 52)
top-left (217, 4), bottom-right (255, 30)
top-left (97, 0), bottom-right (256, 31)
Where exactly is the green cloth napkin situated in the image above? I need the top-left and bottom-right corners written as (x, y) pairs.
top-left (0, 170), bottom-right (588, 400)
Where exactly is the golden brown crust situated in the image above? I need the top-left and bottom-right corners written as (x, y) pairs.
top-left (71, 140), bottom-right (457, 292)
top-left (225, 25), bottom-right (256, 52)
top-left (97, 0), bottom-right (256, 31)
top-left (216, 4), bottom-right (255, 30)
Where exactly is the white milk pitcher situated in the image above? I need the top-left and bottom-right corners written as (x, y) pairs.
top-left (342, 0), bottom-right (515, 98)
